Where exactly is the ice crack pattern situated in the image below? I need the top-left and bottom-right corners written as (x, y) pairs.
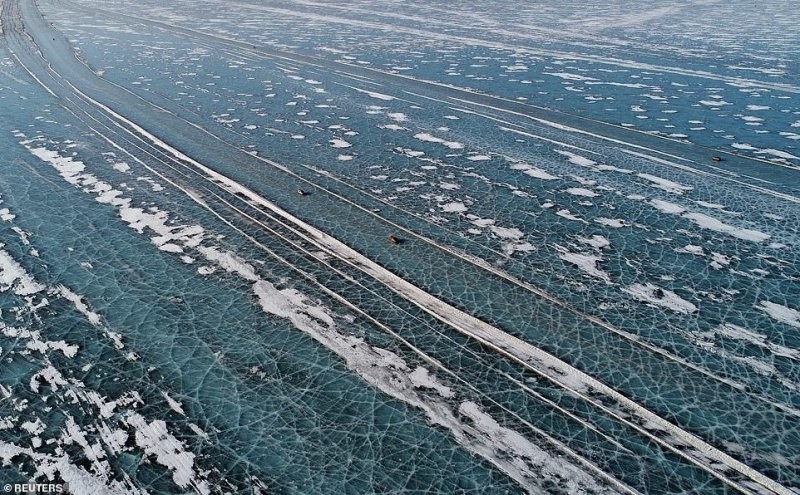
top-left (0, 0), bottom-right (798, 493)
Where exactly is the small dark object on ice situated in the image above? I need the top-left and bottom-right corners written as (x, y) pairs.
top-left (297, 188), bottom-right (308, 196)
top-left (388, 235), bottom-right (402, 245)
top-left (653, 288), bottom-right (665, 298)
top-left (711, 156), bottom-right (723, 162)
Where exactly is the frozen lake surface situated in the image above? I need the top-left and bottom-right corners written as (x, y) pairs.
top-left (0, 0), bottom-right (798, 493)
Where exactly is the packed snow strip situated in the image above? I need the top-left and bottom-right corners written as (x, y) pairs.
top-left (731, 144), bottom-right (800, 162)
top-left (61, 85), bottom-right (794, 493)
top-left (22, 143), bottom-right (618, 493)
top-left (758, 301), bottom-right (800, 329)
top-left (623, 283), bottom-right (698, 315)
top-left (676, 244), bottom-right (704, 256)
top-left (543, 71), bottom-right (597, 81)
top-left (647, 199), bottom-right (770, 243)
top-left (198, 234), bottom-right (616, 489)
top-left (386, 112), bottom-right (408, 122)
top-left (456, 401), bottom-right (612, 495)
top-left (579, 235), bottom-right (611, 250)
top-left (649, 199), bottom-right (686, 215)
top-left (199, 231), bottom-right (614, 492)
top-left (0, 208), bottom-right (16, 222)
top-left (440, 201), bottom-right (468, 213)
top-left (556, 209), bottom-right (586, 223)
top-left (463, 216), bottom-right (532, 256)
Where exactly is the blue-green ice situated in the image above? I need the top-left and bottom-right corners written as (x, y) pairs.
top-left (0, 0), bottom-right (798, 493)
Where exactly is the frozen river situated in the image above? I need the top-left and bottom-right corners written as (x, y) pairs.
top-left (0, 0), bottom-right (797, 493)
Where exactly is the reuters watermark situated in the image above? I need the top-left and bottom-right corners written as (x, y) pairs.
top-left (2, 484), bottom-right (68, 494)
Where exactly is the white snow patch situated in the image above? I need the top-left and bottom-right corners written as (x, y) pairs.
top-left (386, 112), bottom-right (408, 122)
top-left (489, 226), bottom-right (524, 239)
top-left (510, 162), bottom-right (558, 180)
top-left (710, 252), bottom-right (732, 270)
top-left (0, 248), bottom-right (45, 295)
top-left (677, 244), bottom-right (704, 256)
top-left (556, 150), bottom-right (596, 168)
top-left (556, 209), bottom-right (584, 222)
top-left (441, 201), bottom-right (468, 213)
top-left (409, 367), bottom-right (455, 398)
top-left (557, 248), bottom-right (610, 282)
top-left (682, 213), bottom-right (770, 242)
top-left (126, 414), bottom-right (209, 494)
top-left (637, 174), bottom-right (693, 194)
top-left (414, 133), bottom-right (464, 150)
top-left (623, 283), bottom-right (697, 314)
top-left (715, 324), bottom-right (799, 361)
top-left (650, 199), bottom-right (686, 214)
top-left (161, 392), bottom-right (186, 416)
top-left (578, 235), bottom-right (611, 249)
top-left (564, 187), bottom-right (598, 198)
top-left (544, 72), bottom-right (596, 81)
top-left (758, 301), bottom-right (800, 328)
top-left (594, 217), bottom-right (628, 228)
top-left (55, 285), bottom-right (123, 350)
top-left (329, 138), bottom-right (352, 148)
